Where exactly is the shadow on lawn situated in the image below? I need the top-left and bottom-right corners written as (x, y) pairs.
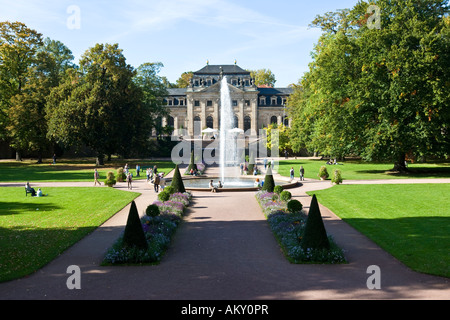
top-left (0, 225), bottom-right (95, 283)
top-left (0, 201), bottom-right (62, 216)
top-left (356, 166), bottom-right (450, 178)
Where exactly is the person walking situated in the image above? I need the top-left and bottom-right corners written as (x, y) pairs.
top-left (153, 174), bottom-right (160, 193)
top-left (94, 168), bottom-right (101, 186)
top-left (299, 166), bottom-right (305, 181)
top-left (290, 167), bottom-right (294, 180)
top-left (126, 172), bottom-right (133, 190)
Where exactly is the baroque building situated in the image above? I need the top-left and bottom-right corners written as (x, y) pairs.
top-left (164, 63), bottom-right (292, 137)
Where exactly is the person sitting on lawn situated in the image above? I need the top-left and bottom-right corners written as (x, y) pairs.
top-left (36, 188), bottom-right (47, 197)
top-left (26, 182), bottom-right (36, 196)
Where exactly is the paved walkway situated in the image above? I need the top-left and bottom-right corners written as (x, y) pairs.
top-left (0, 165), bottom-right (449, 300)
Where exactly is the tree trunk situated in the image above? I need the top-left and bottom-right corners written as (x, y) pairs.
top-left (96, 154), bottom-right (104, 166)
top-left (393, 152), bottom-right (407, 172)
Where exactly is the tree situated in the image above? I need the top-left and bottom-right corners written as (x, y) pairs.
top-left (301, 194), bottom-right (330, 251)
top-left (122, 201), bottom-right (148, 250)
top-left (288, 0), bottom-right (450, 171)
top-left (264, 123), bottom-right (292, 156)
top-left (0, 21), bottom-right (43, 159)
top-left (46, 43), bottom-right (144, 165)
top-left (134, 62), bottom-right (169, 140)
top-left (175, 71), bottom-right (193, 88)
top-left (6, 38), bottom-right (75, 163)
top-left (248, 69), bottom-right (276, 87)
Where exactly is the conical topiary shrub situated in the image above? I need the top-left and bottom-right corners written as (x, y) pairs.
top-left (187, 150), bottom-right (197, 173)
top-left (261, 165), bottom-right (275, 192)
top-left (171, 164), bottom-right (186, 193)
top-left (301, 194), bottom-right (330, 251)
top-left (122, 201), bottom-right (148, 250)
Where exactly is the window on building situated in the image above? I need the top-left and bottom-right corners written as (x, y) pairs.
top-left (207, 100), bottom-right (213, 107)
top-left (232, 100), bottom-right (238, 107)
top-left (283, 116), bottom-right (289, 127)
top-left (244, 116), bottom-right (251, 132)
top-left (179, 99), bottom-right (184, 106)
top-left (168, 99), bottom-right (173, 106)
top-left (260, 97), bottom-right (266, 105)
top-left (271, 97), bottom-right (277, 105)
top-left (233, 115), bottom-right (239, 128)
top-left (206, 116), bottom-right (214, 129)
top-left (245, 100), bottom-right (250, 106)
top-left (194, 100), bottom-right (200, 107)
top-left (270, 116), bottom-right (278, 125)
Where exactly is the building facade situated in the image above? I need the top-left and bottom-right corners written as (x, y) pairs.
top-left (164, 63), bottom-right (292, 137)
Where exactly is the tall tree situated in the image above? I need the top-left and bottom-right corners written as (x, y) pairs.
top-left (0, 21), bottom-right (43, 159)
top-left (288, 0), bottom-right (450, 170)
top-left (46, 43), bottom-right (143, 165)
top-left (6, 38), bottom-right (75, 162)
top-left (134, 62), bottom-right (169, 135)
top-left (248, 69), bottom-right (276, 87)
top-left (175, 71), bottom-right (193, 88)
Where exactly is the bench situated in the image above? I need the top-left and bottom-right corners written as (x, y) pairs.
top-left (25, 187), bottom-right (33, 196)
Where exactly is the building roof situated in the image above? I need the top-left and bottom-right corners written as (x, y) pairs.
top-left (258, 87), bottom-right (294, 95)
top-left (193, 64), bottom-right (250, 76)
top-left (167, 88), bottom-right (187, 95)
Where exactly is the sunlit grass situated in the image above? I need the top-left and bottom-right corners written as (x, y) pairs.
top-left (309, 184), bottom-right (450, 278)
top-left (0, 187), bottom-right (139, 282)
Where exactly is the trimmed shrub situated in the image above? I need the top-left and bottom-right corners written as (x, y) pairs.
top-left (301, 194), bottom-right (330, 251)
top-left (145, 204), bottom-right (160, 217)
top-left (116, 168), bottom-right (126, 182)
top-left (274, 185), bottom-right (284, 195)
top-left (318, 166), bottom-right (329, 180)
top-left (261, 166), bottom-right (275, 192)
top-left (104, 171), bottom-right (116, 187)
top-left (164, 185), bottom-right (175, 195)
top-left (158, 190), bottom-right (170, 202)
top-left (280, 190), bottom-right (292, 202)
top-left (122, 201), bottom-right (148, 250)
top-left (287, 199), bottom-right (302, 213)
top-left (331, 169), bottom-right (343, 184)
top-left (171, 164), bottom-right (186, 193)
top-left (271, 193), bottom-right (279, 201)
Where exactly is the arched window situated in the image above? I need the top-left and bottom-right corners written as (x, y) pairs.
top-left (206, 116), bottom-right (214, 129)
top-left (244, 116), bottom-right (251, 132)
top-left (233, 115), bottom-right (239, 128)
top-left (167, 116), bottom-right (174, 128)
top-left (270, 116), bottom-right (278, 125)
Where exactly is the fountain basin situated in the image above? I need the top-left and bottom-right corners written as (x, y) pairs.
top-left (167, 176), bottom-right (299, 192)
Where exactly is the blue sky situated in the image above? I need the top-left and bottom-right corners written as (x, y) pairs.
top-left (0, 0), bottom-right (360, 87)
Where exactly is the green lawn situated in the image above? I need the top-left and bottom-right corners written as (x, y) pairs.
top-left (276, 159), bottom-right (450, 180)
top-left (0, 159), bottom-right (176, 182)
top-left (308, 184), bottom-right (450, 278)
top-left (0, 186), bottom-right (140, 282)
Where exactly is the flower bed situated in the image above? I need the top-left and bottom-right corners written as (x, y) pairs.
top-left (103, 192), bottom-right (192, 265)
top-left (255, 191), bottom-right (346, 264)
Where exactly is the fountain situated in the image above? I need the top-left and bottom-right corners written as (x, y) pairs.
top-left (219, 75), bottom-right (238, 183)
top-left (176, 73), bottom-right (298, 191)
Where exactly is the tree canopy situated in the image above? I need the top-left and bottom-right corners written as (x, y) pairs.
top-left (287, 0), bottom-right (450, 170)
